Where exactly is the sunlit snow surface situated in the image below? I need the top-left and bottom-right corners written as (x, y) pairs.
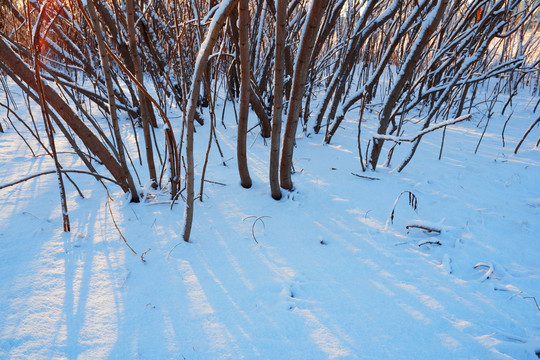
top-left (0, 80), bottom-right (539, 359)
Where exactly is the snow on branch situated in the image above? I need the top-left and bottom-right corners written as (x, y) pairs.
top-left (374, 114), bottom-right (471, 143)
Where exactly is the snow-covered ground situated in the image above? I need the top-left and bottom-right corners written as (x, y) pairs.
top-left (0, 82), bottom-right (539, 359)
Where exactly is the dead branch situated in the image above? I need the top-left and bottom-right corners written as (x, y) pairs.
top-left (406, 225), bottom-right (441, 234)
top-left (523, 297), bottom-right (540, 312)
top-left (106, 189), bottom-right (137, 255)
top-left (0, 170), bottom-right (121, 191)
top-left (351, 172), bottom-right (380, 181)
top-left (203, 179), bottom-right (227, 186)
top-left (243, 215), bottom-right (271, 244)
top-left (474, 262), bottom-right (494, 281)
top-left (388, 191), bottom-right (418, 225)
top-left (514, 116), bottom-right (540, 154)
top-left (374, 114), bottom-right (472, 144)
top-left (418, 240), bottom-right (441, 246)
top-left (141, 248), bottom-right (151, 263)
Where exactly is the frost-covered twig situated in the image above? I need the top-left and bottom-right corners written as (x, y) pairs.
top-left (374, 115), bottom-right (471, 144)
top-left (387, 191), bottom-right (418, 227)
top-left (474, 262), bottom-right (494, 282)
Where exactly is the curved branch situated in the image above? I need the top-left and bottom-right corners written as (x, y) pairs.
top-left (0, 170), bottom-right (121, 191)
top-left (514, 116), bottom-right (540, 154)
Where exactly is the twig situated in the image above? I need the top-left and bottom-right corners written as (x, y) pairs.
top-left (374, 115), bottom-right (471, 143)
top-left (357, 93), bottom-right (367, 171)
top-left (388, 191), bottom-right (418, 225)
top-left (141, 248), bottom-right (151, 263)
top-left (203, 179), bottom-right (227, 186)
top-left (406, 225), bottom-right (441, 234)
top-left (351, 172), bottom-right (380, 181)
top-left (523, 297), bottom-right (540, 312)
top-left (514, 116), bottom-right (540, 154)
top-left (418, 240), bottom-right (441, 246)
top-left (0, 169), bottom-right (121, 191)
top-left (106, 189), bottom-right (137, 255)
top-left (168, 242), bottom-right (182, 258)
top-left (243, 216), bottom-right (271, 244)
top-left (63, 172), bottom-right (85, 198)
top-left (474, 262), bottom-right (493, 281)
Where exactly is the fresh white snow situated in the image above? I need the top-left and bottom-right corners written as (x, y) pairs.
top-left (0, 80), bottom-right (539, 359)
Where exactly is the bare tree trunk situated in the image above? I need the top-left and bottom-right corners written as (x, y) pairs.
top-left (269, 0), bottom-right (287, 200)
top-left (31, 5), bottom-right (70, 232)
top-left (312, 0), bottom-right (370, 134)
top-left (126, 0), bottom-right (157, 188)
top-left (368, 0), bottom-right (450, 171)
top-left (237, 0), bottom-right (252, 188)
top-left (324, 0), bottom-right (420, 144)
top-left (280, 0), bottom-right (329, 190)
top-left (183, 0), bottom-right (239, 242)
top-left (35, 62), bottom-right (71, 232)
top-left (86, 0), bottom-right (140, 202)
top-left (249, 82), bottom-right (271, 138)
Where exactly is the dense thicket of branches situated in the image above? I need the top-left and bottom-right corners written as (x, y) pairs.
top-left (1, 0), bottom-right (539, 240)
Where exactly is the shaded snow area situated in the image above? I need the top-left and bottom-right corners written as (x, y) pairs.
top-left (0, 83), bottom-right (539, 359)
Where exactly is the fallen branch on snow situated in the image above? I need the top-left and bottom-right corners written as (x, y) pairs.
top-left (351, 172), bottom-right (380, 181)
top-left (406, 225), bottom-right (441, 234)
top-left (387, 191), bottom-right (418, 226)
top-left (141, 248), bottom-right (151, 263)
top-left (474, 262), bottom-right (494, 281)
top-left (243, 216), bottom-right (271, 244)
top-left (418, 240), bottom-right (441, 246)
top-left (523, 296), bottom-right (540, 312)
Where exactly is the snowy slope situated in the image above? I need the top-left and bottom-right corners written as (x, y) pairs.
top-left (0, 83), bottom-right (539, 359)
